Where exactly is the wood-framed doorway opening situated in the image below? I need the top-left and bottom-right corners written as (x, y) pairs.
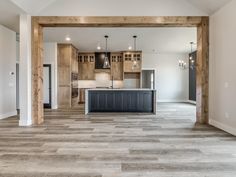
top-left (31, 16), bottom-right (209, 125)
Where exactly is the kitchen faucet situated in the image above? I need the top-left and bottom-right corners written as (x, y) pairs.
top-left (111, 75), bottom-right (114, 89)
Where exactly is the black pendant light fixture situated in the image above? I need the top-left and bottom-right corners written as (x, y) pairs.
top-left (103, 35), bottom-right (110, 69)
top-left (189, 42), bottom-right (195, 70)
top-left (132, 35), bottom-right (138, 70)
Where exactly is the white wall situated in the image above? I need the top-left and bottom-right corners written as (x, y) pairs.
top-left (19, 15), bottom-right (32, 126)
top-left (209, 0), bottom-right (236, 136)
top-left (43, 42), bottom-right (58, 109)
top-left (0, 25), bottom-right (17, 119)
top-left (143, 53), bottom-right (189, 102)
top-left (16, 41), bottom-right (20, 110)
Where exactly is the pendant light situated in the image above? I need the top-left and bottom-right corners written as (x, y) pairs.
top-left (103, 35), bottom-right (110, 69)
top-left (189, 42), bottom-right (195, 69)
top-left (132, 35), bottom-right (138, 70)
top-left (189, 42), bottom-right (194, 60)
top-left (179, 42), bottom-right (196, 70)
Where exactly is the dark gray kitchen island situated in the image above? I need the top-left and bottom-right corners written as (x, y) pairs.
top-left (85, 89), bottom-right (156, 114)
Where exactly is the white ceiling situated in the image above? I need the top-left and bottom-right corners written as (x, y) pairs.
top-left (188, 0), bottom-right (232, 15)
top-left (9, 0), bottom-right (231, 15)
top-left (10, 0), bottom-right (57, 15)
top-left (44, 27), bottom-right (197, 53)
top-left (0, 0), bottom-right (25, 32)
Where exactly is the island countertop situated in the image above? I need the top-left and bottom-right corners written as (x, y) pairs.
top-left (85, 89), bottom-right (157, 114)
top-left (86, 88), bottom-right (156, 91)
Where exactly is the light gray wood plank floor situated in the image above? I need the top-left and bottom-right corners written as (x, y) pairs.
top-left (0, 103), bottom-right (235, 177)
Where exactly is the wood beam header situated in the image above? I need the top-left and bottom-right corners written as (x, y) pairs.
top-left (33, 16), bottom-right (204, 27)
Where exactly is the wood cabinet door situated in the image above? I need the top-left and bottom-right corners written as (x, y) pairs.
top-left (123, 52), bottom-right (142, 73)
top-left (58, 86), bottom-right (71, 108)
top-left (58, 44), bottom-right (71, 86)
top-left (86, 60), bottom-right (95, 80)
top-left (123, 60), bottom-right (134, 73)
top-left (111, 53), bottom-right (123, 80)
top-left (58, 66), bottom-right (71, 86)
top-left (112, 62), bottom-right (123, 80)
top-left (58, 45), bottom-right (71, 67)
top-left (78, 53), bottom-right (95, 80)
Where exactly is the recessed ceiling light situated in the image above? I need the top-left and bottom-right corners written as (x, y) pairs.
top-left (152, 49), bottom-right (158, 53)
top-left (97, 46), bottom-right (101, 50)
top-left (65, 37), bottom-right (71, 41)
top-left (128, 46), bottom-right (132, 50)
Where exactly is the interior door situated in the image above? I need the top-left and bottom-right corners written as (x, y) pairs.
top-left (16, 63), bottom-right (19, 110)
top-left (43, 65), bottom-right (51, 108)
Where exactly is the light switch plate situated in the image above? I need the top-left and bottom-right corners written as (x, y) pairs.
top-left (224, 82), bottom-right (229, 88)
top-left (225, 112), bottom-right (229, 119)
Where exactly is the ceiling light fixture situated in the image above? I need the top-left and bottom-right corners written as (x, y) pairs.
top-left (103, 35), bottom-right (110, 69)
top-left (128, 46), bottom-right (132, 50)
top-left (132, 35), bottom-right (138, 70)
top-left (189, 42), bottom-right (196, 70)
top-left (97, 45), bottom-right (101, 50)
top-left (178, 60), bottom-right (187, 70)
top-left (178, 42), bottom-right (196, 70)
top-left (65, 36), bottom-right (71, 41)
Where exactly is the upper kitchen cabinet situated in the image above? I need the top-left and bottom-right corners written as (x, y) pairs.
top-left (123, 51), bottom-right (142, 73)
top-left (111, 52), bottom-right (123, 80)
top-left (58, 44), bottom-right (78, 86)
top-left (78, 53), bottom-right (95, 80)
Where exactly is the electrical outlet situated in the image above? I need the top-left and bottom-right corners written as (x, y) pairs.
top-left (8, 83), bottom-right (14, 87)
top-left (225, 112), bottom-right (230, 119)
top-left (224, 82), bottom-right (229, 88)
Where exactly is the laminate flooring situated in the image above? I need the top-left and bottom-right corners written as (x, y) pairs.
top-left (0, 103), bottom-right (236, 177)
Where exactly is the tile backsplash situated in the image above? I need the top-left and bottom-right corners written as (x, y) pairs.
top-left (78, 72), bottom-right (124, 89)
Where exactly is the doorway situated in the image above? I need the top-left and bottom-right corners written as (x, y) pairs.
top-left (43, 64), bottom-right (52, 109)
top-left (16, 63), bottom-right (20, 112)
top-left (30, 16), bottom-right (209, 125)
top-left (189, 51), bottom-right (197, 103)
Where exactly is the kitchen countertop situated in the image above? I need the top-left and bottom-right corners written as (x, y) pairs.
top-left (86, 88), bottom-right (156, 91)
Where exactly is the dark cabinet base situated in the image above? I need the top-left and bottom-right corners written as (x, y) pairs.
top-left (88, 90), bottom-right (156, 113)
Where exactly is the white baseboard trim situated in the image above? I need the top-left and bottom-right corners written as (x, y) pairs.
top-left (209, 119), bottom-right (236, 136)
top-left (157, 100), bottom-right (189, 103)
top-left (19, 119), bottom-right (32, 126)
top-left (0, 111), bottom-right (17, 120)
top-left (188, 100), bottom-right (196, 104)
top-left (52, 105), bottom-right (58, 110)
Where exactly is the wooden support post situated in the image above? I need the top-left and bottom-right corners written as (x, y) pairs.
top-left (196, 17), bottom-right (209, 124)
top-left (32, 17), bottom-right (44, 124)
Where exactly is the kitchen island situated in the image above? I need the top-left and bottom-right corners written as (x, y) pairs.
top-left (85, 89), bottom-right (156, 114)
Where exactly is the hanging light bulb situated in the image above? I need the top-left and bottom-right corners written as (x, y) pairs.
top-left (189, 42), bottom-right (195, 70)
top-left (179, 42), bottom-right (196, 70)
top-left (189, 42), bottom-right (194, 61)
top-left (178, 60), bottom-right (187, 70)
top-left (132, 35), bottom-right (138, 70)
top-left (103, 35), bottom-right (110, 69)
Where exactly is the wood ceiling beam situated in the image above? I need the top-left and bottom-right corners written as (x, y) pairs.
top-left (34, 16), bottom-right (203, 27)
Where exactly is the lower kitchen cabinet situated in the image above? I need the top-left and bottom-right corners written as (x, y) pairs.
top-left (88, 90), bottom-right (155, 113)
